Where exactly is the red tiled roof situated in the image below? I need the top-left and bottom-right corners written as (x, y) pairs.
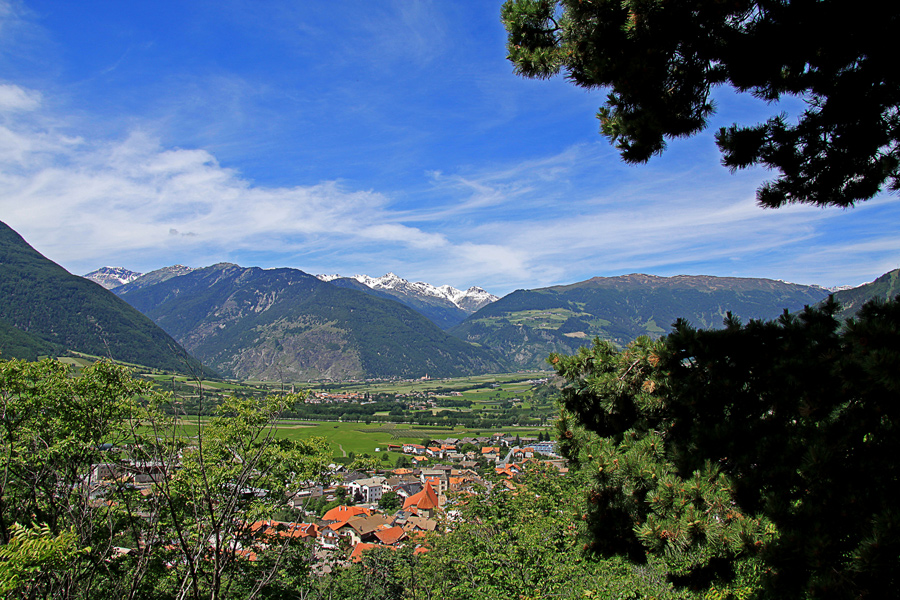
top-left (374, 525), bottom-right (407, 546)
top-left (235, 548), bottom-right (258, 561)
top-left (350, 542), bottom-right (377, 563)
top-left (350, 542), bottom-right (398, 563)
top-left (403, 481), bottom-right (439, 511)
top-left (322, 505), bottom-right (371, 522)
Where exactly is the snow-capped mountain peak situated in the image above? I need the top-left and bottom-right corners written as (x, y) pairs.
top-left (316, 272), bottom-right (498, 312)
top-left (83, 266), bottom-right (144, 289)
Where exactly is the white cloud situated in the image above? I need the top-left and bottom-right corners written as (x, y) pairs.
top-left (0, 83), bottom-right (40, 112)
top-left (0, 83), bottom-right (898, 295)
top-left (0, 99), bottom-right (460, 273)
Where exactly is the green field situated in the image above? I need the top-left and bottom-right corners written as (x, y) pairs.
top-left (172, 418), bottom-right (547, 462)
top-left (309, 371), bottom-right (547, 394)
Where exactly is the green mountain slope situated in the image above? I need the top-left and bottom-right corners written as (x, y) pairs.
top-left (0, 221), bottom-right (205, 372)
top-left (115, 264), bottom-right (507, 381)
top-left (826, 269), bottom-right (900, 319)
top-left (450, 273), bottom-right (830, 369)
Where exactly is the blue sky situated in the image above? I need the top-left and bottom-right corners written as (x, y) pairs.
top-left (0, 0), bottom-right (897, 296)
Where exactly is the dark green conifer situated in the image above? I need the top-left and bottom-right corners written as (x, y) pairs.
top-left (551, 297), bottom-right (900, 597)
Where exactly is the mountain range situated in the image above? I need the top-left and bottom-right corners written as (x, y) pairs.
top-left (315, 272), bottom-right (497, 330)
top-left (4, 221), bottom-right (896, 381)
top-left (111, 264), bottom-right (505, 381)
top-left (84, 266), bottom-right (145, 289)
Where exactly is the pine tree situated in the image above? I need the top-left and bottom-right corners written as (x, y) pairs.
top-left (551, 297), bottom-right (900, 598)
top-left (501, 0), bottom-right (900, 208)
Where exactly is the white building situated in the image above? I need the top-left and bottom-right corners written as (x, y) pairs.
top-left (348, 476), bottom-right (385, 504)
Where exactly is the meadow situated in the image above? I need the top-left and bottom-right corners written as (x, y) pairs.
top-left (172, 417), bottom-right (548, 463)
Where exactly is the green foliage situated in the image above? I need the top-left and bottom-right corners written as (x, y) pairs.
top-left (346, 455), bottom-right (380, 472)
top-left (551, 297), bottom-right (900, 597)
top-left (378, 492), bottom-right (401, 512)
top-left (317, 545), bottom-right (416, 600)
top-left (0, 358), bottom-right (331, 599)
top-left (501, 0), bottom-right (900, 208)
top-left (414, 464), bottom-right (690, 599)
top-left (0, 523), bottom-right (87, 599)
top-left (133, 393), bottom-right (331, 599)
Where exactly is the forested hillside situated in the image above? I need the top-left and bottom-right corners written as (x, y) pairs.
top-left (325, 276), bottom-right (471, 330)
top-left (826, 268), bottom-right (900, 319)
top-left (451, 273), bottom-right (829, 369)
top-left (0, 221), bottom-right (206, 373)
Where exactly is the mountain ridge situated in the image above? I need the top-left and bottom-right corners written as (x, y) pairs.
top-left (83, 266), bottom-right (144, 289)
top-left (450, 273), bottom-right (832, 370)
top-left (114, 263), bottom-right (507, 381)
top-left (316, 272), bottom-right (498, 330)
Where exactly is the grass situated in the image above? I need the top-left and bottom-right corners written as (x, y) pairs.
top-left (172, 418), bottom-right (549, 461)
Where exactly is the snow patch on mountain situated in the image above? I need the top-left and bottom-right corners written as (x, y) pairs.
top-left (83, 266), bottom-right (144, 289)
top-left (317, 272), bottom-right (498, 311)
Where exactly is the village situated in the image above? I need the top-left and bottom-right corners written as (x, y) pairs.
top-left (85, 433), bottom-right (564, 572)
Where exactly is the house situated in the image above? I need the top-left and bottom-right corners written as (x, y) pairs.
top-left (338, 513), bottom-right (394, 545)
top-left (420, 468), bottom-right (449, 493)
top-left (350, 542), bottom-right (378, 563)
top-left (402, 481), bottom-right (440, 518)
top-left (248, 520), bottom-right (319, 543)
top-left (393, 482), bottom-right (424, 499)
top-left (322, 505), bottom-right (371, 523)
top-left (319, 528), bottom-right (341, 549)
top-left (348, 476), bottom-right (385, 504)
top-left (495, 464), bottom-right (522, 479)
top-left (532, 441), bottom-right (558, 455)
top-left (374, 525), bottom-right (407, 546)
top-left (403, 515), bottom-right (438, 532)
top-left (481, 446), bottom-right (501, 462)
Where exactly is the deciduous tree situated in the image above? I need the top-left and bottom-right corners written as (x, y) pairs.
top-left (0, 359), bottom-right (331, 600)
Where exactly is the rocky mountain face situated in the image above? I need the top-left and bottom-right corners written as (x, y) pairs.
top-left (450, 273), bottom-right (832, 370)
top-left (317, 272), bottom-right (498, 329)
top-left (113, 265), bottom-right (196, 293)
top-left (83, 266), bottom-right (144, 289)
top-left (114, 264), bottom-right (507, 381)
top-left (0, 221), bottom-right (207, 374)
